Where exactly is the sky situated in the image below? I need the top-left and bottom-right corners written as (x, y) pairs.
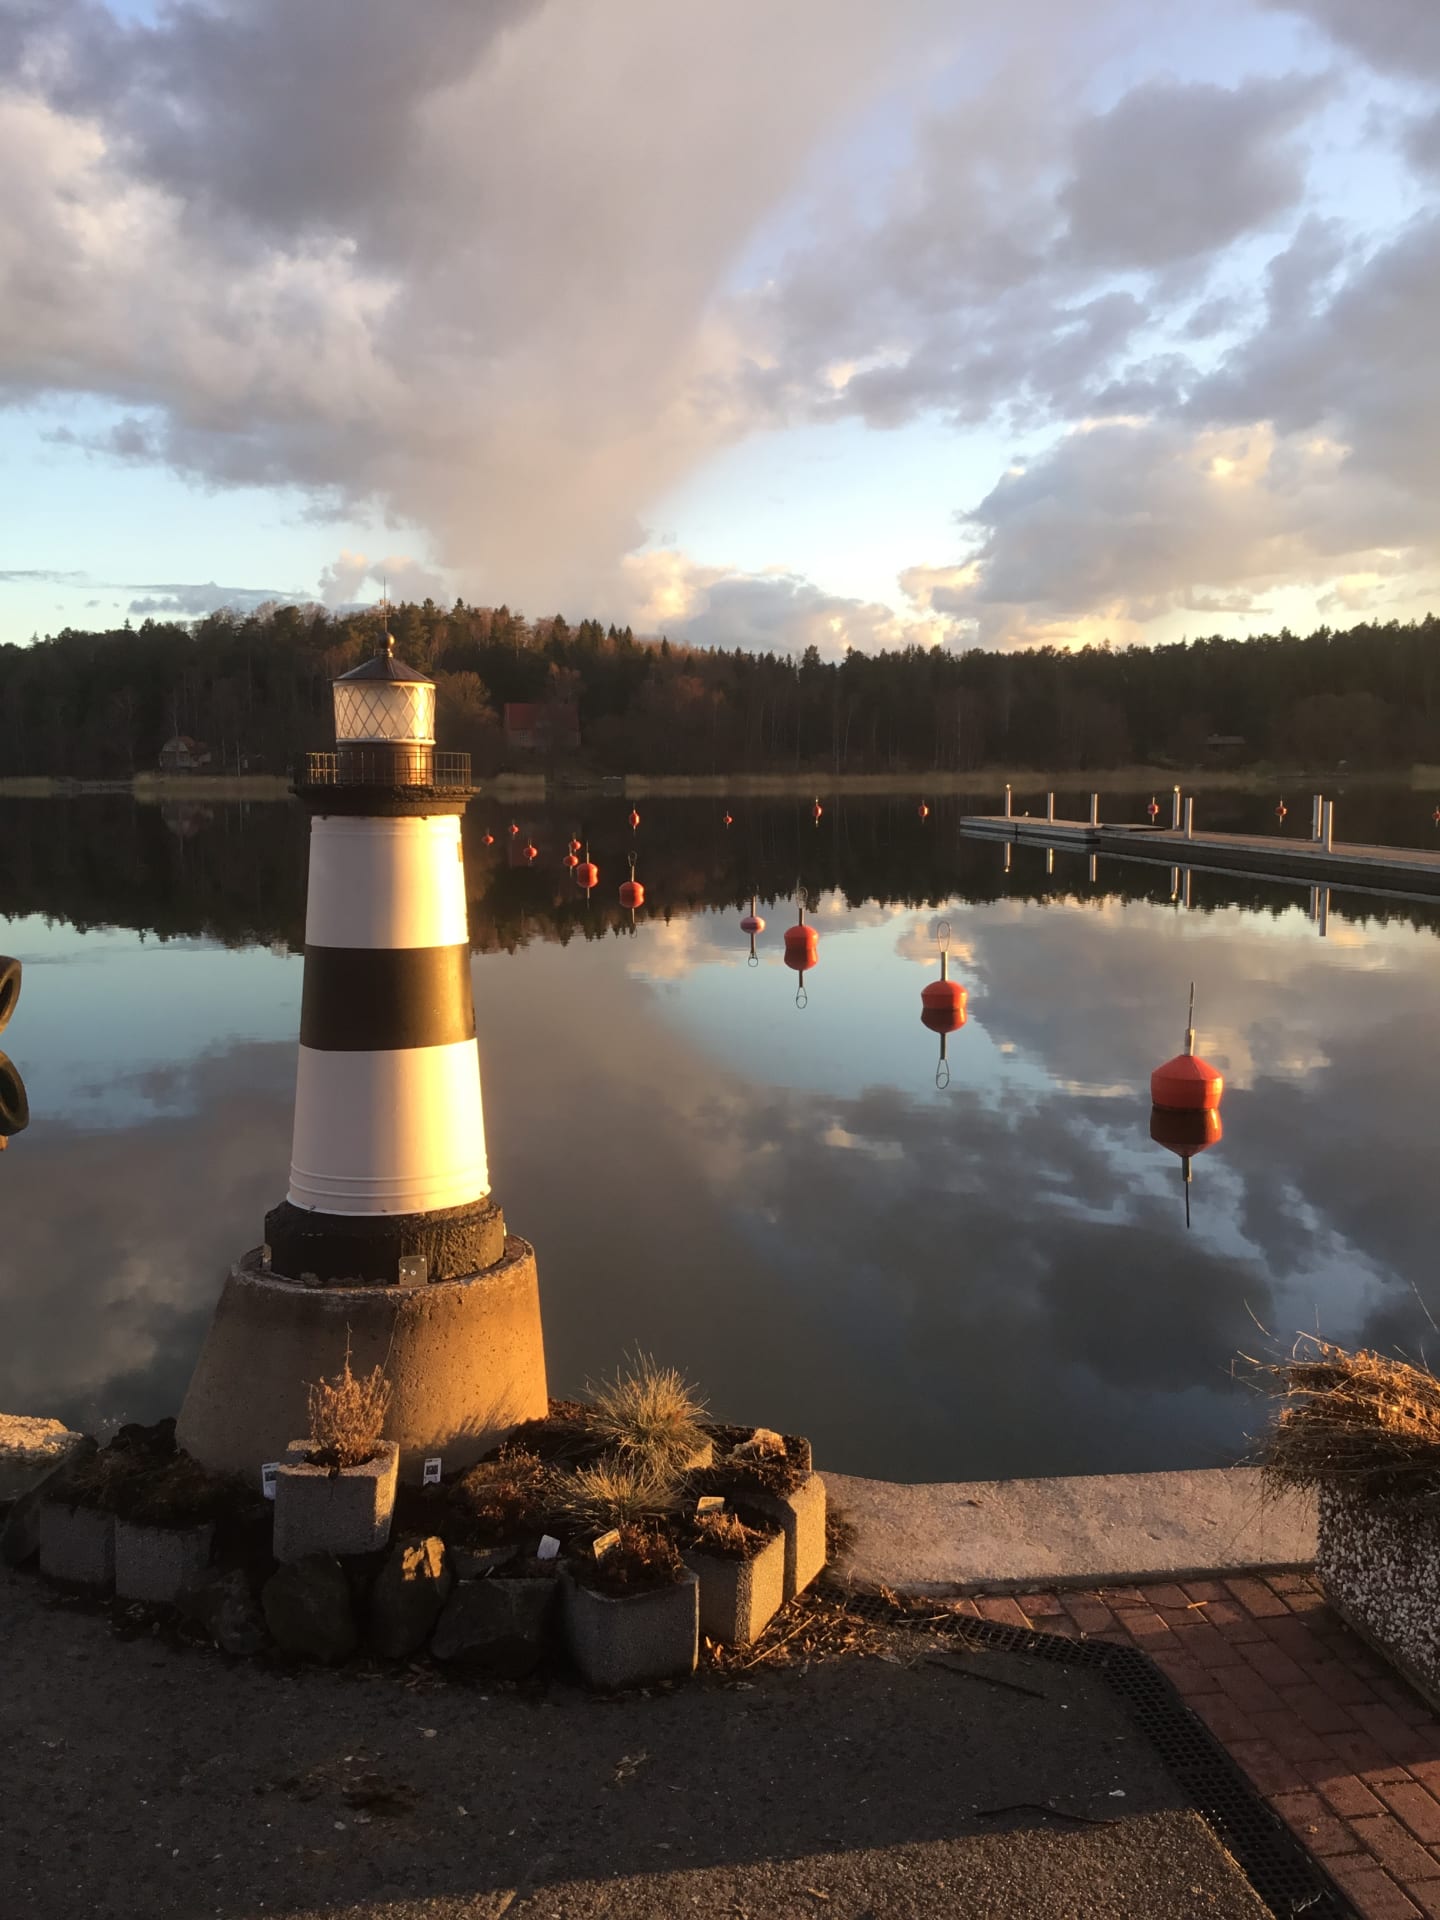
top-left (1, 0), bottom-right (1438, 656)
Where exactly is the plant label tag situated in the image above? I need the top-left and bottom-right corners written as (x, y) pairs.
top-left (422, 1456), bottom-right (442, 1486)
top-left (592, 1529), bottom-right (621, 1559)
top-left (695, 1495), bottom-right (725, 1514)
top-left (261, 1462), bottom-right (280, 1500)
top-left (536, 1535), bottom-right (560, 1561)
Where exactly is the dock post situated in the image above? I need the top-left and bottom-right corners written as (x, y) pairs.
top-left (1184, 797), bottom-right (1194, 840)
top-left (1004, 783), bottom-right (1012, 819)
top-left (1046, 791), bottom-right (1055, 822)
top-left (1311, 794), bottom-right (1323, 842)
top-left (1089, 792), bottom-right (1099, 825)
top-left (1088, 853), bottom-right (1098, 884)
top-left (1318, 887), bottom-right (1330, 937)
top-left (1183, 868), bottom-right (1192, 909)
top-left (1171, 786), bottom-right (1182, 830)
top-left (1003, 842), bottom-right (1012, 874)
top-left (1046, 847), bottom-right (1054, 876)
top-left (1323, 799), bottom-right (1334, 851)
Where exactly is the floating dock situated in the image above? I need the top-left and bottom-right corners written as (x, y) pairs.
top-left (961, 811), bottom-right (1440, 900)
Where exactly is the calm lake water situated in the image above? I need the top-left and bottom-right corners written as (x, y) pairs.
top-left (3, 783), bottom-right (1439, 1483)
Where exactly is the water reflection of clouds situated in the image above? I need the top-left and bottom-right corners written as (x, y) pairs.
top-left (5, 874), bottom-right (1439, 1483)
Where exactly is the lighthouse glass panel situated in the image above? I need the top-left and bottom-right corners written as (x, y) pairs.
top-left (333, 680), bottom-right (435, 746)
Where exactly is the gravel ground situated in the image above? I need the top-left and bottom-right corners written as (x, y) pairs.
top-left (0, 1567), bottom-right (1270, 1920)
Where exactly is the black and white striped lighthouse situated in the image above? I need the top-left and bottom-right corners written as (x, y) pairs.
top-left (179, 623), bottom-right (548, 1478)
top-left (263, 633), bottom-right (505, 1285)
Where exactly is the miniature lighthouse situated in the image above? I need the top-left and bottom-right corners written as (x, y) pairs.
top-left (178, 623), bottom-right (549, 1478)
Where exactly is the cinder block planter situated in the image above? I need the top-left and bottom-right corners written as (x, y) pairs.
top-left (1318, 1484), bottom-right (1440, 1708)
top-left (739, 1471), bottom-right (826, 1602)
top-left (38, 1501), bottom-right (115, 1589)
top-left (683, 1527), bottom-right (785, 1646)
top-left (561, 1567), bottom-right (698, 1689)
top-left (272, 1440), bottom-right (398, 1563)
top-left (115, 1519), bottom-right (214, 1605)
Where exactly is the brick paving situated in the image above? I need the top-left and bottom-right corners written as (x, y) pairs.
top-left (956, 1575), bottom-right (1440, 1919)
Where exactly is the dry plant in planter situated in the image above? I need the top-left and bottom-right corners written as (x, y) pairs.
top-left (1258, 1336), bottom-right (1440, 1706)
top-left (588, 1353), bottom-right (708, 1474)
top-left (273, 1354), bottom-right (399, 1562)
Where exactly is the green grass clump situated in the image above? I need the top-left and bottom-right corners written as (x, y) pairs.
top-left (587, 1352), bottom-right (707, 1473)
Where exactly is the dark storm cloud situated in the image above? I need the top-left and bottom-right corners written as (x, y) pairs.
top-left (1267, 0), bottom-right (1440, 78)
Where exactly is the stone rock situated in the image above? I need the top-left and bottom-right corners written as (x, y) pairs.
top-left (368, 1535), bottom-right (453, 1659)
top-left (272, 1442), bottom-right (398, 1563)
top-left (177, 1566), bottom-right (268, 1656)
top-left (684, 1527), bottom-right (787, 1647)
top-left (0, 1414), bottom-right (90, 1505)
top-left (741, 1472), bottom-right (827, 1602)
top-left (261, 1554), bottom-right (359, 1664)
top-left (431, 1574), bottom-right (558, 1677)
top-left (115, 1520), bottom-right (215, 1606)
top-left (38, 1501), bottom-right (115, 1589)
top-left (561, 1568), bottom-right (699, 1690)
top-left (450, 1542), bottom-right (517, 1581)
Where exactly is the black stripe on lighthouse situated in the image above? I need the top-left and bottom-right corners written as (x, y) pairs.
top-left (299, 944), bottom-right (477, 1052)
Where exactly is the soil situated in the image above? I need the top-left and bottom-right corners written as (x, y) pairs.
top-left (495, 1400), bottom-right (606, 1468)
top-left (690, 1428), bottom-right (809, 1501)
top-left (682, 1511), bottom-right (776, 1561)
top-left (395, 1451), bottom-right (552, 1550)
top-left (59, 1421), bottom-right (246, 1529)
top-left (565, 1524), bottom-right (688, 1598)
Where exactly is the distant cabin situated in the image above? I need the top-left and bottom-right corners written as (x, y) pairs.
top-left (503, 702), bottom-right (580, 753)
top-left (158, 734), bottom-right (212, 772)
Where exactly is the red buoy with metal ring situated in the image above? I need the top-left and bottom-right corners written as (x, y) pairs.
top-left (723, 812), bottom-right (733, 827)
top-left (563, 851), bottom-right (579, 869)
top-left (570, 837), bottom-right (582, 854)
top-left (1147, 796), bottom-right (1160, 821)
top-left (917, 801), bottom-right (930, 820)
top-left (739, 894), bottom-right (765, 935)
top-left (1275, 799), bottom-right (1287, 822)
top-left (920, 922), bottom-right (967, 1085)
top-left (509, 823), bottom-right (520, 836)
top-left (619, 853), bottom-right (644, 910)
top-left (812, 799), bottom-right (823, 823)
top-left (1150, 984), bottom-right (1223, 1112)
top-left (524, 842), bottom-right (538, 862)
top-left (628, 808), bottom-right (641, 830)
top-left (575, 845), bottom-right (599, 893)
top-left (482, 832), bottom-right (495, 846)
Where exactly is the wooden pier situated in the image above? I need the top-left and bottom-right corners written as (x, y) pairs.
top-left (961, 799), bottom-right (1440, 900)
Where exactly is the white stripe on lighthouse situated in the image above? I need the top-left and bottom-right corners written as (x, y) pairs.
top-left (305, 815), bottom-right (468, 949)
top-left (288, 1041), bottom-right (489, 1214)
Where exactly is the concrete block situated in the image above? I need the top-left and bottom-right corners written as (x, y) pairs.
top-left (431, 1574), bottom-right (558, 1677)
top-left (684, 1528), bottom-right (786, 1646)
top-left (38, 1501), bottom-right (115, 1589)
top-left (272, 1441), bottom-right (398, 1562)
top-left (741, 1472), bottom-right (826, 1601)
top-left (114, 1520), bottom-right (214, 1605)
top-left (1318, 1484), bottom-right (1440, 1712)
top-left (0, 1414), bottom-right (90, 1504)
top-left (561, 1567), bottom-right (698, 1690)
top-left (1, 1435), bottom-right (98, 1568)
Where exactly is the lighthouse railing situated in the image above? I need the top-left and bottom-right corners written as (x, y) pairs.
top-left (296, 749), bottom-right (472, 792)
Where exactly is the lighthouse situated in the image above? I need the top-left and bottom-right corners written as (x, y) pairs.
top-left (178, 622), bottom-right (548, 1478)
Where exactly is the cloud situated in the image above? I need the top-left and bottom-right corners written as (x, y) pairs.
top-left (126, 581), bottom-right (304, 617)
top-left (316, 549), bottom-right (448, 609)
top-left (1266, 0), bottom-right (1440, 79)
top-left (1060, 76), bottom-right (1329, 271)
top-left (623, 550), bottom-right (950, 657)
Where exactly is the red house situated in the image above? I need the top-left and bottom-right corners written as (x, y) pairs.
top-left (503, 702), bottom-right (580, 752)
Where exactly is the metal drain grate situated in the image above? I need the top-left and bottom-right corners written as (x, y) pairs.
top-left (819, 1581), bottom-right (1355, 1920)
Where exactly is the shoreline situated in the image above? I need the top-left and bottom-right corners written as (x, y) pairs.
top-left (2, 763), bottom-right (1435, 802)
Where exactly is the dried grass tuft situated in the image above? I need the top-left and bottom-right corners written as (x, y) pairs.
top-left (305, 1353), bottom-right (392, 1470)
top-left (547, 1456), bottom-right (680, 1532)
top-left (1255, 1336), bottom-right (1440, 1503)
top-left (587, 1351), bottom-right (707, 1472)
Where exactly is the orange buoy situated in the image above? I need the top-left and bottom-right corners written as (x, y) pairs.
top-left (1433, 807), bottom-right (1439, 827)
top-left (1150, 1106), bottom-right (1223, 1228)
top-left (576, 844), bottom-right (599, 892)
top-left (569, 837), bottom-right (582, 854)
top-left (1147, 796), bottom-right (1159, 821)
top-left (619, 853), bottom-right (644, 910)
top-left (563, 851), bottom-right (579, 869)
top-left (1275, 799), bottom-right (1287, 822)
top-left (628, 808), bottom-right (641, 830)
top-left (1150, 984), bottom-right (1223, 1112)
top-left (812, 799), bottom-right (823, 823)
top-left (723, 812), bottom-right (733, 827)
top-left (917, 801), bottom-right (930, 820)
top-left (509, 823), bottom-right (520, 836)
top-left (739, 894), bottom-right (765, 936)
top-left (783, 898), bottom-right (819, 973)
top-left (524, 842), bottom-right (538, 862)
top-left (482, 832), bottom-right (495, 846)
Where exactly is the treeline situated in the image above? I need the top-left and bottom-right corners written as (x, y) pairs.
top-left (4, 600), bottom-right (1440, 778)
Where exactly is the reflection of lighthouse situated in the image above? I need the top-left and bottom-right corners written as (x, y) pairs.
top-left (179, 621), bottom-right (548, 1478)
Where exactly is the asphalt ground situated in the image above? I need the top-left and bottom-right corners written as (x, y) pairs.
top-left (1, 1567), bottom-right (1270, 1920)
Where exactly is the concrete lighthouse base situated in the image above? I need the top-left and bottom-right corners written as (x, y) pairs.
top-left (176, 1238), bottom-right (548, 1484)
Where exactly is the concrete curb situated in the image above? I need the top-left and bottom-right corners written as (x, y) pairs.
top-left (823, 1465), bottom-right (1315, 1595)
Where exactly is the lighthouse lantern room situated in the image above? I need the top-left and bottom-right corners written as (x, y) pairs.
top-left (178, 620), bottom-right (549, 1480)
